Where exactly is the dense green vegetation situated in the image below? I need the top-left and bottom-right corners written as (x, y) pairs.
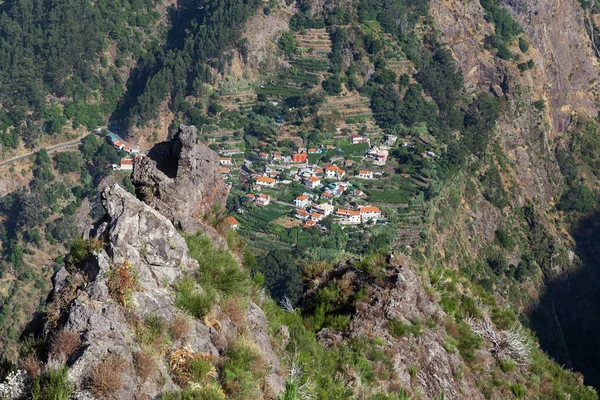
top-left (0, 0), bottom-right (160, 146)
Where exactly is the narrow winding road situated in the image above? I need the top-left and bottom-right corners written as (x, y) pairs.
top-left (0, 139), bottom-right (82, 167)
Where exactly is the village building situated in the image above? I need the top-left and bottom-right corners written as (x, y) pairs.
top-left (294, 195), bottom-right (311, 208)
top-left (358, 205), bottom-right (382, 221)
top-left (256, 176), bottom-right (276, 188)
top-left (312, 203), bottom-right (335, 217)
top-left (295, 209), bottom-right (310, 220)
top-left (305, 176), bottom-right (322, 189)
top-left (358, 170), bottom-right (374, 179)
top-left (113, 141), bottom-right (125, 151)
top-left (245, 193), bottom-right (256, 201)
top-left (325, 165), bottom-right (346, 180)
top-left (255, 194), bottom-right (271, 206)
top-left (113, 158), bottom-right (134, 171)
top-left (350, 134), bottom-right (368, 144)
top-left (384, 134), bottom-right (398, 146)
top-left (336, 208), bottom-right (362, 224)
top-left (311, 212), bottom-right (324, 222)
top-left (321, 192), bottom-right (334, 202)
top-left (304, 219), bottom-right (317, 228)
top-left (345, 159), bottom-right (353, 168)
top-left (220, 167), bottom-right (231, 177)
top-left (367, 148), bottom-right (389, 166)
top-left (292, 153), bottom-right (308, 163)
top-left (220, 157), bottom-right (232, 165)
top-left (308, 148), bottom-right (321, 154)
top-left (225, 216), bottom-right (239, 230)
top-left (353, 189), bottom-right (364, 197)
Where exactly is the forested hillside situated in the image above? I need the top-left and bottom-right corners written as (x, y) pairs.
top-left (0, 0), bottom-right (600, 398)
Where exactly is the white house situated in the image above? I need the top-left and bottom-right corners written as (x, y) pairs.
top-left (335, 208), bottom-right (361, 224)
top-left (311, 212), bottom-right (324, 222)
top-left (358, 205), bottom-right (382, 221)
top-left (225, 216), bottom-right (239, 229)
top-left (325, 165), bottom-right (346, 180)
top-left (255, 194), bottom-right (271, 206)
top-left (119, 158), bottom-right (133, 170)
top-left (256, 176), bottom-right (276, 188)
top-left (295, 209), bottom-right (310, 220)
top-left (350, 134), bottom-right (368, 144)
top-left (220, 157), bottom-right (232, 165)
top-left (312, 203), bottom-right (334, 217)
top-left (358, 170), bottom-right (374, 179)
top-left (294, 195), bottom-right (311, 208)
top-left (305, 176), bottom-right (322, 189)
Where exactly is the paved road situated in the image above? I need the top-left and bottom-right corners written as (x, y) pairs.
top-left (0, 139), bottom-right (82, 167)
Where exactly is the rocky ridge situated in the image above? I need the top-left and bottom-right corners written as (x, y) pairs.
top-left (132, 124), bottom-right (230, 233)
top-left (34, 184), bottom-right (282, 399)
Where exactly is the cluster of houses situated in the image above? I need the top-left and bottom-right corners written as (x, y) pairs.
top-left (293, 198), bottom-right (382, 228)
top-left (98, 130), bottom-right (143, 171)
top-left (245, 193), bottom-right (271, 206)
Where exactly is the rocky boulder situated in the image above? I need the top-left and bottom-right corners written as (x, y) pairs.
top-left (132, 124), bottom-right (229, 233)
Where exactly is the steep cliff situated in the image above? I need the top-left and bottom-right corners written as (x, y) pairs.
top-left (429, 0), bottom-right (600, 389)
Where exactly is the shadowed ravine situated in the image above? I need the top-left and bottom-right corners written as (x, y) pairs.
top-left (530, 211), bottom-right (600, 389)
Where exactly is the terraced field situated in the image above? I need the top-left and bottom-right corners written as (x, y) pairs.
top-left (219, 91), bottom-right (257, 111)
top-left (382, 33), bottom-right (414, 76)
top-left (319, 92), bottom-right (378, 130)
top-left (294, 28), bottom-right (332, 58)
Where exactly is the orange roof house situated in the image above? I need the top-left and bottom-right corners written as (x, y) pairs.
top-left (225, 216), bottom-right (239, 229)
top-left (292, 153), bottom-right (308, 163)
top-left (256, 176), bottom-right (276, 187)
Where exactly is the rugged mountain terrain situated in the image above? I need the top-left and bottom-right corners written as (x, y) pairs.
top-left (2, 0), bottom-right (600, 398)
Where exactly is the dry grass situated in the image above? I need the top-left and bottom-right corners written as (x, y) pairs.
top-left (49, 329), bottom-right (81, 362)
top-left (223, 297), bottom-right (246, 328)
top-left (170, 315), bottom-right (190, 342)
top-left (134, 351), bottom-right (157, 382)
top-left (20, 354), bottom-right (41, 378)
top-left (89, 354), bottom-right (128, 397)
top-left (169, 346), bottom-right (216, 386)
top-left (107, 260), bottom-right (138, 306)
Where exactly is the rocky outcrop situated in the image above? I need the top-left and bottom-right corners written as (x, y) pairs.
top-left (39, 184), bottom-right (281, 399)
top-left (306, 255), bottom-right (518, 399)
top-left (132, 124), bottom-right (229, 233)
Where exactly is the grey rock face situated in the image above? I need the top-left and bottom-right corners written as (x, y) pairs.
top-left (41, 184), bottom-right (283, 399)
top-left (132, 124), bottom-right (229, 233)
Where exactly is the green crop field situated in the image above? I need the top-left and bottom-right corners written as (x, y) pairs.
top-left (338, 142), bottom-right (369, 156)
top-left (367, 189), bottom-right (413, 204)
top-left (293, 57), bottom-right (330, 71)
top-left (236, 203), bottom-right (293, 232)
top-left (257, 85), bottom-right (306, 98)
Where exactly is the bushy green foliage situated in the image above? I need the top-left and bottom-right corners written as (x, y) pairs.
top-left (495, 228), bottom-right (515, 250)
top-left (558, 184), bottom-right (595, 213)
top-left (53, 152), bottom-right (84, 174)
top-left (185, 233), bottom-right (251, 297)
top-left (322, 75), bottom-right (343, 95)
top-left (278, 32), bottom-right (297, 56)
top-left (260, 249), bottom-right (303, 305)
top-left (221, 342), bottom-right (265, 399)
top-left (31, 367), bottom-right (73, 400)
top-left (175, 275), bottom-right (216, 319)
top-left (480, 0), bottom-right (522, 52)
top-left (481, 164), bottom-right (508, 209)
